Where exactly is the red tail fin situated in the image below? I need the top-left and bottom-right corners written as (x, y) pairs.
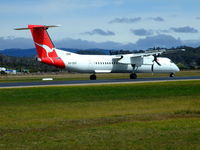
top-left (28, 25), bottom-right (56, 58)
top-left (15, 25), bottom-right (65, 68)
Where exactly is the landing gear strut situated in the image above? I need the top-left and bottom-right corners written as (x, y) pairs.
top-left (170, 73), bottom-right (175, 77)
top-left (130, 73), bottom-right (137, 79)
top-left (90, 74), bottom-right (96, 80)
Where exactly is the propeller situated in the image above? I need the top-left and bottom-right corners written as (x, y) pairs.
top-left (152, 54), bottom-right (161, 66)
top-left (151, 55), bottom-right (161, 73)
top-left (151, 64), bottom-right (154, 72)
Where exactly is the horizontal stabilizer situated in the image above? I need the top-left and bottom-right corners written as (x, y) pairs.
top-left (14, 27), bottom-right (29, 30)
top-left (14, 25), bottom-right (61, 30)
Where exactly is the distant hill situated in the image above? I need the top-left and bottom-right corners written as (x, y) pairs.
top-left (0, 48), bottom-right (36, 57)
top-left (0, 48), bottom-right (112, 57)
top-left (163, 46), bottom-right (200, 69)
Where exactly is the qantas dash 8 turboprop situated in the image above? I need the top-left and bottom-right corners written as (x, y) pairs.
top-left (15, 25), bottom-right (180, 80)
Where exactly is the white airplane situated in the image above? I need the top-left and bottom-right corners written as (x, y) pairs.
top-left (15, 25), bottom-right (180, 80)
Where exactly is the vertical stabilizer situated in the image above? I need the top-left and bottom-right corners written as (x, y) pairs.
top-left (28, 25), bottom-right (56, 58)
top-left (15, 25), bottom-right (65, 68)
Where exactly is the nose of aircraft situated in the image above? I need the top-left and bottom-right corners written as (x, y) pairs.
top-left (173, 63), bottom-right (180, 72)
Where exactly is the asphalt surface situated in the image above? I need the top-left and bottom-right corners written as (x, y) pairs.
top-left (0, 76), bottom-right (200, 88)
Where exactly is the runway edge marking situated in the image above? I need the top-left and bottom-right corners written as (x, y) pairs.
top-left (0, 78), bottom-right (200, 89)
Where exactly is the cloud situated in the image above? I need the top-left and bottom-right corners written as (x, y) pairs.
top-left (1, 35), bottom-right (200, 51)
top-left (83, 29), bottom-right (115, 36)
top-left (0, 37), bottom-right (34, 49)
top-left (131, 29), bottom-right (154, 36)
top-left (170, 26), bottom-right (198, 33)
top-left (109, 17), bottom-right (142, 24)
top-left (150, 17), bottom-right (164, 22)
top-left (182, 39), bottom-right (200, 47)
top-left (196, 17), bottom-right (200, 20)
top-left (55, 38), bottom-right (124, 49)
top-left (109, 17), bottom-right (165, 24)
top-left (135, 34), bottom-right (182, 49)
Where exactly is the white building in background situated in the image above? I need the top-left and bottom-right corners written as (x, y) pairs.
top-left (5, 69), bottom-right (17, 74)
top-left (0, 67), bottom-right (17, 75)
top-left (0, 67), bottom-right (6, 72)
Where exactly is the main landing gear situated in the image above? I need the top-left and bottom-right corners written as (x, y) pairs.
top-left (169, 73), bottom-right (175, 77)
top-left (130, 73), bottom-right (137, 79)
top-left (90, 74), bottom-right (96, 80)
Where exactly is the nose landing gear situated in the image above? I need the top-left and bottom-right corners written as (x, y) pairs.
top-left (130, 73), bottom-right (137, 79)
top-left (170, 73), bottom-right (175, 77)
top-left (90, 74), bottom-right (96, 80)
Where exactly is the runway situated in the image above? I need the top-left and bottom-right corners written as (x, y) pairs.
top-left (0, 76), bottom-right (200, 88)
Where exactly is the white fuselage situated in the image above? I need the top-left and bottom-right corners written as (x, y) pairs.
top-left (15, 24), bottom-right (180, 76)
top-left (55, 49), bottom-right (180, 74)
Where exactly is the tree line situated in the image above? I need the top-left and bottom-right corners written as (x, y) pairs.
top-left (0, 55), bottom-right (61, 73)
top-left (0, 46), bottom-right (199, 73)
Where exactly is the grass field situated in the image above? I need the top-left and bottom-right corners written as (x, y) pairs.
top-left (0, 80), bottom-right (200, 149)
top-left (0, 70), bottom-right (200, 83)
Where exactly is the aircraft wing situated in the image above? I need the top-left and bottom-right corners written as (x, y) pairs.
top-left (112, 50), bottom-right (165, 65)
top-left (129, 49), bottom-right (167, 57)
top-left (114, 49), bottom-right (185, 65)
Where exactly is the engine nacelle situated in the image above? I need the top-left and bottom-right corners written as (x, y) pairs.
top-left (143, 56), bottom-right (154, 65)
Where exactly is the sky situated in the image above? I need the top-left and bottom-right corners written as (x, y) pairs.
top-left (1, 0), bottom-right (200, 50)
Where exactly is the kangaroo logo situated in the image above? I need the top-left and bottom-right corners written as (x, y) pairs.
top-left (35, 43), bottom-right (55, 63)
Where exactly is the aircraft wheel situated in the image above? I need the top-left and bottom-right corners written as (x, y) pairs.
top-left (170, 73), bottom-right (175, 77)
top-left (130, 73), bottom-right (137, 79)
top-left (90, 74), bottom-right (96, 80)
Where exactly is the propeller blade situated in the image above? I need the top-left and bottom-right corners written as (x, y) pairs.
top-left (153, 55), bottom-right (161, 66)
top-left (151, 64), bottom-right (154, 72)
top-left (155, 60), bottom-right (161, 66)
